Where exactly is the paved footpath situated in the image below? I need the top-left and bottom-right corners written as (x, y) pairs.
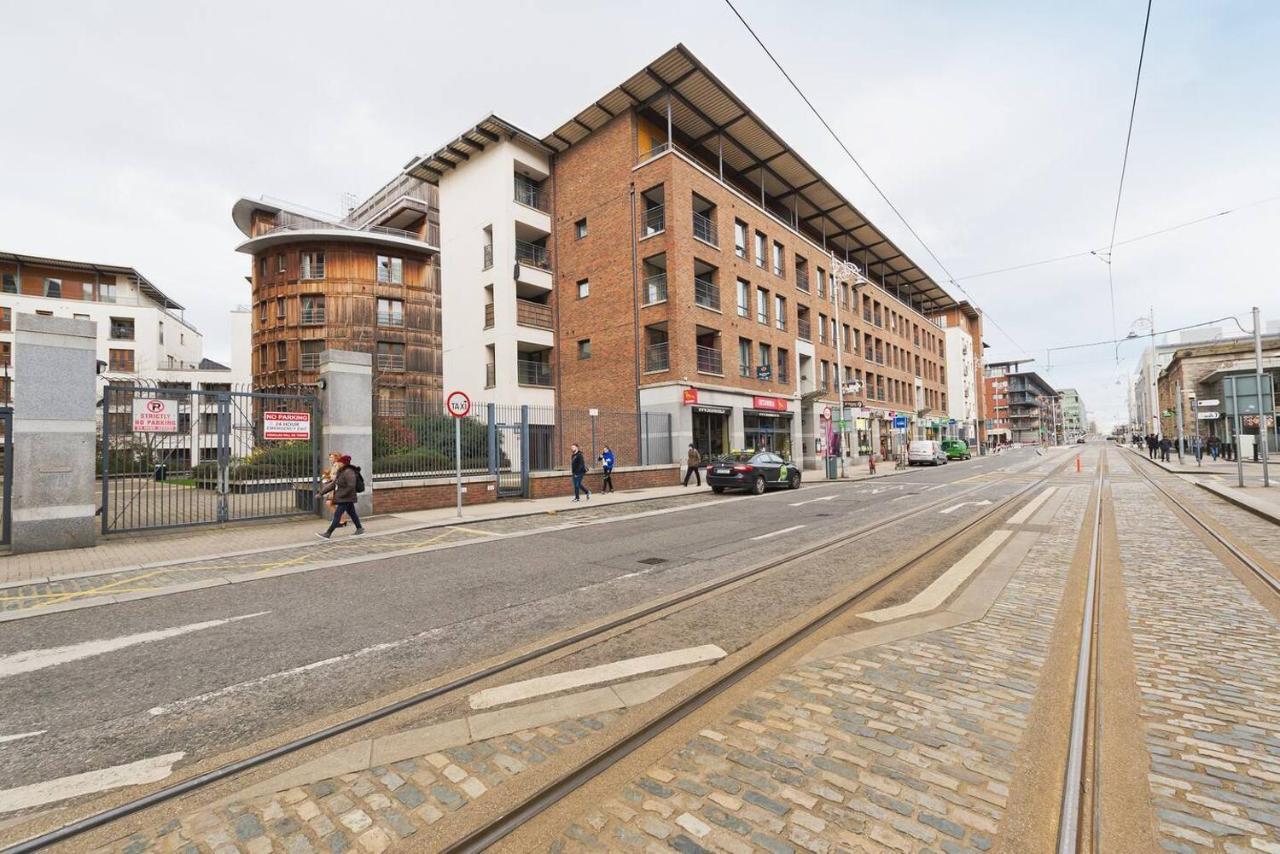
top-left (549, 471), bottom-right (1093, 852)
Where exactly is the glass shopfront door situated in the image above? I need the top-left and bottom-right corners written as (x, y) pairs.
top-left (744, 411), bottom-right (793, 458)
top-left (692, 407), bottom-right (729, 460)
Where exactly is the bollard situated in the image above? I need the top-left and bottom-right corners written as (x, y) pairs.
top-left (1076, 455), bottom-right (1082, 473)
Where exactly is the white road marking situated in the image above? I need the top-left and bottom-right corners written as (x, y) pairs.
top-left (870, 485), bottom-right (904, 495)
top-left (0, 612), bottom-right (269, 679)
top-left (0, 730), bottom-right (45, 745)
top-left (927, 483), bottom-right (950, 491)
top-left (468, 645), bottom-right (727, 710)
top-left (788, 495), bottom-right (837, 507)
top-left (862, 529), bottom-right (1013, 623)
top-left (939, 499), bottom-right (993, 515)
top-left (751, 524), bottom-right (806, 540)
top-left (1008, 487), bottom-right (1057, 525)
top-left (0, 752), bottom-right (184, 813)
top-left (891, 494), bottom-right (916, 502)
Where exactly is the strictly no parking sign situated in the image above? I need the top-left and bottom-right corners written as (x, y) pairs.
top-left (131, 398), bottom-right (178, 432)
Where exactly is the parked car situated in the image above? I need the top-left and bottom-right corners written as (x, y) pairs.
top-left (941, 438), bottom-right (972, 460)
top-left (706, 451), bottom-right (801, 494)
top-left (907, 440), bottom-right (948, 466)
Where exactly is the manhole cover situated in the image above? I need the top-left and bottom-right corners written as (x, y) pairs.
top-left (637, 557), bottom-right (668, 566)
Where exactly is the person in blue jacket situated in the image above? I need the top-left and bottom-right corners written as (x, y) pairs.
top-left (598, 444), bottom-right (616, 493)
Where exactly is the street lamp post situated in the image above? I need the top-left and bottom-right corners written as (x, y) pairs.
top-left (830, 253), bottom-right (871, 479)
top-left (1252, 306), bottom-right (1271, 487)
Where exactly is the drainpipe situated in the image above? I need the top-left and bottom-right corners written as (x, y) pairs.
top-left (630, 182), bottom-right (642, 464)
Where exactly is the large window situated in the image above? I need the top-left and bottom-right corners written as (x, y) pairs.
top-left (43, 278), bottom-right (62, 298)
top-left (737, 279), bottom-right (749, 318)
top-left (754, 231), bottom-right (766, 268)
top-left (734, 220), bottom-right (748, 259)
top-left (775, 295), bottom-right (786, 331)
top-left (756, 287), bottom-right (768, 325)
top-left (377, 297), bottom-right (404, 327)
top-left (377, 342), bottom-right (405, 372)
top-left (738, 337), bottom-right (752, 377)
top-left (301, 295), bottom-right (325, 325)
top-left (377, 255), bottom-right (403, 284)
top-left (109, 317), bottom-right (135, 340)
top-left (772, 241), bottom-right (784, 277)
top-left (300, 340), bottom-right (324, 371)
top-left (300, 251), bottom-right (325, 280)
top-left (109, 348), bottom-right (135, 372)
top-left (276, 341), bottom-right (287, 364)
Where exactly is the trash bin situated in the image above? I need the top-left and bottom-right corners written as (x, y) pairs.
top-left (825, 456), bottom-right (838, 479)
top-left (154, 464), bottom-right (167, 482)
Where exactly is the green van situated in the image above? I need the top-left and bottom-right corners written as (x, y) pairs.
top-left (941, 438), bottom-right (972, 461)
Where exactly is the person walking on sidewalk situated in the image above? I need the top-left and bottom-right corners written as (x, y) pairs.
top-left (684, 444), bottom-right (703, 487)
top-left (868, 451), bottom-right (877, 476)
top-left (320, 452), bottom-right (348, 528)
top-left (570, 443), bottom-right (591, 502)
top-left (1159, 436), bottom-right (1172, 462)
top-left (1192, 433), bottom-right (1204, 465)
top-left (316, 454), bottom-right (364, 538)
top-left (1208, 434), bottom-right (1220, 461)
top-left (1146, 433), bottom-right (1157, 459)
top-left (598, 444), bottom-right (615, 494)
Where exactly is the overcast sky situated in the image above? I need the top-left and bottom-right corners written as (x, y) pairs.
top-left (3, 1), bottom-right (1276, 428)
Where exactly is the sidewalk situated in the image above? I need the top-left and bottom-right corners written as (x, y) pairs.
top-left (1123, 444), bottom-right (1280, 523)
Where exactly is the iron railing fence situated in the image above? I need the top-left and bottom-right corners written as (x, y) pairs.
top-left (692, 211), bottom-right (718, 245)
top-left (642, 205), bottom-right (665, 236)
top-left (643, 273), bottom-right (668, 305)
top-left (645, 342), bottom-right (669, 373)
top-left (514, 176), bottom-right (550, 212)
top-left (694, 277), bottom-right (719, 310)
top-left (515, 241), bottom-right (552, 271)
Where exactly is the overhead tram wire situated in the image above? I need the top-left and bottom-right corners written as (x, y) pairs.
top-left (1104, 0), bottom-right (1155, 360)
top-left (721, 0), bottom-right (1028, 356)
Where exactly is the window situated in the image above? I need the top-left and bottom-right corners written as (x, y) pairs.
top-left (376, 297), bottom-right (403, 327)
top-left (756, 287), bottom-right (768, 325)
top-left (738, 337), bottom-right (752, 377)
top-left (109, 348), bottom-right (135, 372)
top-left (300, 251), bottom-right (325, 280)
top-left (819, 313), bottom-right (828, 344)
top-left (773, 241), bottom-right (784, 277)
top-left (259, 302), bottom-right (267, 323)
top-left (575, 218), bottom-right (588, 239)
top-left (276, 297), bottom-right (286, 319)
top-left (0, 342), bottom-right (8, 366)
top-left (778, 348), bottom-right (790, 383)
top-left (1, 273), bottom-right (16, 293)
top-left (259, 257), bottom-right (267, 279)
top-left (734, 220), bottom-right (748, 258)
top-left (276, 341), bottom-right (287, 364)
top-left (577, 339), bottom-right (592, 360)
top-left (754, 231), bottom-right (766, 267)
top-left (277, 254), bottom-right (286, 273)
top-left (816, 268), bottom-right (826, 299)
top-left (376, 342), bottom-right (405, 371)
top-left (302, 295), bottom-right (326, 325)
top-left (82, 282), bottom-right (94, 300)
top-left (36, 310), bottom-right (51, 316)
top-left (775, 295), bottom-right (786, 330)
top-left (109, 317), bottom-right (134, 340)
top-left (74, 313), bottom-right (89, 321)
top-left (758, 343), bottom-right (772, 378)
top-left (377, 255), bottom-right (403, 284)
top-left (43, 278), bottom-right (62, 298)
top-left (691, 194), bottom-right (717, 245)
top-left (737, 279), bottom-right (749, 318)
top-left (0, 307), bottom-right (9, 331)
top-left (577, 279), bottom-right (590, 299)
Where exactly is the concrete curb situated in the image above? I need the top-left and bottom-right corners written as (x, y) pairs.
top-left (1194, 480), bottom-right (1280, 525)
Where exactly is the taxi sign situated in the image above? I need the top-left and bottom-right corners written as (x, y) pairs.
top-left (446, 390), bottom-right (471, 418)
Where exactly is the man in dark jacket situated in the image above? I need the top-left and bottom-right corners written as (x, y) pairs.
top-left (316, 455), bottom-right (364, 538)
top-left (684, 444), bottom-right (702, 487)
top-left (570, 444), bottom-right (591, 502)
top-left (1159, 436), bottom-right (1172, 462)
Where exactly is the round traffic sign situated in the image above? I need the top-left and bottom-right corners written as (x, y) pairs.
top-left (446, 390), bottom-right (471, 418)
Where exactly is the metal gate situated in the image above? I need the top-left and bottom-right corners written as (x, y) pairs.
top-left (0, 406), bottom-right (11, 545)
top-left (488, 404), bottom-right (529, 498)
top-left (100, 385), bottom-right (320, 533)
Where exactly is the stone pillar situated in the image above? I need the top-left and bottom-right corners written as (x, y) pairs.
top-left (319, 351), bottom-right (373, 519)
top-left (12, 315), bottom-right (98, 553)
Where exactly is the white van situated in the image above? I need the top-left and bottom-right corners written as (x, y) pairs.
top-left (907, 440), bottom-right (947, 466)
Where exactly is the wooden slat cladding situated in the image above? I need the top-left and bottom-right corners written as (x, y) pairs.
top-left (251, 241), bottom-right (441, 395)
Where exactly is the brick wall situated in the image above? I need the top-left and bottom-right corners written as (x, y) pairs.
top-left (527, 464), bottom-right (680, 498)
top-left (372, 476), bottom-right (498, 513)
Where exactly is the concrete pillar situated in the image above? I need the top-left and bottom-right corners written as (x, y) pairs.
top-left (319, 351), bottom-right (373, 519)
top-left (12, 315), bottom-right (97, 553)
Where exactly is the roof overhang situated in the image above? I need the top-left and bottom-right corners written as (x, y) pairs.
top-left (232, 198), bottom-right (281, 238)
top-left (405, 114), bottom-right (553, 183)
top-left (540, 44), bottom-right (956, 313)
top-left (0, 251), bottom-right (183, 311)
top-left (235, 229), bottom-right (438, 256)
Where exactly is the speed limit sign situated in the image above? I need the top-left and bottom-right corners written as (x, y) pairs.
top-left (446, 390), bottom-right (471, 418)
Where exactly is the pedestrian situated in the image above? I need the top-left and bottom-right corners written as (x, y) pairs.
top-left (315, 454), bottom-right (364, 538)
top-left (1192, 434), bottom-right (1203, 465)
top-left (320, 453), bottom-right (348, 528)
top-left (1146, 433), bottom-right (1157, 460)
top-left (598, 444), bottom-right (615, 494)
top-left (1159, 436), bottom-right (1172, 462)
top-left (684, 443), bottom-right (703, 487)
top-left (1208, 435), bottom-right (1220, 461)
top-left (868, 452), bottom-right (877, 475)
top-left (570, 443), bottom-right (591, 502)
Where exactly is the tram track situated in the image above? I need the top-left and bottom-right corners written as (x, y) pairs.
top-left (4, 452), bottom-right (1076, 853)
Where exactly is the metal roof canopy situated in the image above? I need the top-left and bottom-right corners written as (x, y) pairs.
top-left (406, 115), bottom-right (554, 183)
top-left (0, 250), bottom-right (184, 311)
top-left (542, 44), bottom-right (956, 314)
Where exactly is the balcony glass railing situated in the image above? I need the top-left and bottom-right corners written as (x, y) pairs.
top-left (517, 359), bottom-right (553, 387)
top-left (645, 342), bottom-right (669, 372)
top-left (515, 240), bottom-right (552, 271)
top-left (692, 211), bottom-right (718, 245)
top-left (643, 205), bottom-right (665, 237)
top-left (514, 176), bottom-right (549, 212)
top-left (694, 277), bottom-right (719, 311)
top-left (516, 299), bottom-right (553, 330)
top-left (696, 346), bottom-right (723, 375)
top-left (643, 273), bottom-right (668, 304)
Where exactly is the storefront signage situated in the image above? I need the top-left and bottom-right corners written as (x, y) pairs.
top-left (264, 411), bottom-right (311, 440)
top-left (755, 366), bottom-right (772, 381)
top-left (752, 396), bottom-right (788, 412)
top-left (682, 388), bottom-right (699, 405)
top-left (132, 398), bottom-right (178, 433)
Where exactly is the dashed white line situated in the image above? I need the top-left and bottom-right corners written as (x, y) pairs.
top-left (0, 730), bottom-right (45, 745)
top-left (751, 524), bottom-right (806, 540)
top-left (789, 495), bottom-right (837, 507)
top-left (0, 752), bottom-right (185, 813)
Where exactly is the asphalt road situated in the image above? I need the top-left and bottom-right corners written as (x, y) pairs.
top-left (0, 448), bottom-right (1057, 812)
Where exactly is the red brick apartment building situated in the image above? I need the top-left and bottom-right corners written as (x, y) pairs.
top-left (402, 45), bottom-right (957, 468)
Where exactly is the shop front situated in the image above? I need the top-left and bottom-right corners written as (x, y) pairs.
top-left (745, 396), bottom-right (793, 458)
top-left (692, 405), bottom-right (730, 461)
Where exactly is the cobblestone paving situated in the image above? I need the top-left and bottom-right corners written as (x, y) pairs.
top-left (95, 711), bottom-right (625, 853)
top-left (553, 486), bottom-right (1090, 853)
top-left (1111, 477), bottom-right (1280, 854)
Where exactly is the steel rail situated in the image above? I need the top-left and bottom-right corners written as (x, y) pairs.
top-left (1057, 453), bottom-right (1106, 853)
top-left (1128, 450), bottom-right (1280, 596)
top-left (443, 454), bottom-right (1084, 852)
top-left (4, 454), bottom-right (1066, 853)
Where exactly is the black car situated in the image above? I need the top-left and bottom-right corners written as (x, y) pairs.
top-left (706, 451), bottom-right (801, 494)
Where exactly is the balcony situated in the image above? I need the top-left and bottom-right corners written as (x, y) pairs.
top-left (515, 240), bottom-right (551, 272)
top-left (645, 342), bottom-right (669, 373)
top-left (300, 308), bottom-right (326, 326)
top-left (377, 310), bottom-right (404, 328)
top-left (484, 304), bottom-right (494, 329)
top-left (483, 244), bottom-right (493, 270)
top-left (643, 273), bottom-right (668, 305)
top-left (643, 205), bottom-right (665, 237)
top-left (696, 346), bottom-right (723, 375)
top-left (796, 268), bottom-right (810, 293)
top-left (692, 211), bottom-right (718, 246)
top-left (514, 176), bottom-right (549, 212)
top-left (694, 277), bottom-right (720, 311)
top-left (377, 353), bottom-right (405, 372)
top-left (517, 359), bottom-right (553, 387)
top-left (516, 299), bottom-right (553, 330)
top-left (797, 317), bottom-right (811, 342)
